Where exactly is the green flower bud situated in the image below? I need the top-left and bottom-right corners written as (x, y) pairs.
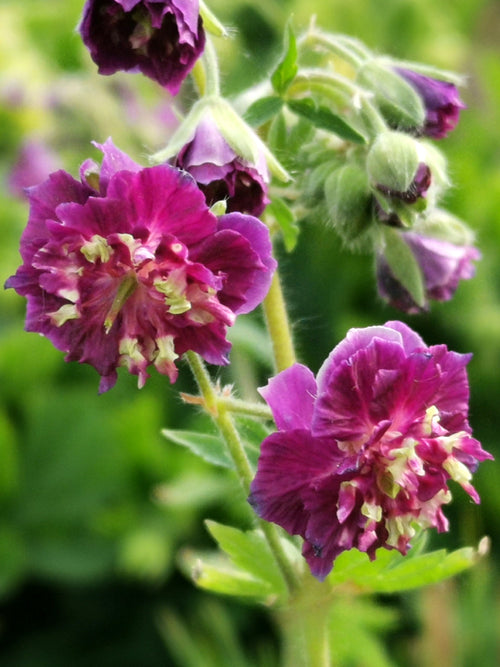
top-left (415, 208), bottom-right (475, 246)
top-left (324, 164), bottom-right (372, 246)
top-left (366, 131), bottom-right (422, 195)
top-left (357, 60), bottom-right (426, 131)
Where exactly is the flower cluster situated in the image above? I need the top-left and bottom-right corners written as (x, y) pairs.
top-left (5, 140), bottom-right (275, 392)
top-left (249, 322), bottom-right (492, 580)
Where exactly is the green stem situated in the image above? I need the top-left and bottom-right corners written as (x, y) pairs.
top-left (201, 36), bottom-right (220, 97)
top-left (279, 574), bottom-right (333, 667)
top-left (185, 351), bottom-right (298, 593)
top-left (221, 397), bottom-right (273, 420)
top-left (262, 270), bottom-right (296, 373)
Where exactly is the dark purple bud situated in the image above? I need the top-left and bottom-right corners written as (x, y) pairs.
top-left (79, 0), bottom-right (205, 94)
top-left (395, 68), bottom-right (466, 139)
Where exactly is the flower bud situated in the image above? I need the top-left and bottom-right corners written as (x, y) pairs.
top-left (366, 131), bottom-right (422, 196)
top-left (324, 164), bottom-right (372, 245)
top-left (357, 61), bottom-right (426, 131)
top-left (395, 67), bottom-right (466, 139)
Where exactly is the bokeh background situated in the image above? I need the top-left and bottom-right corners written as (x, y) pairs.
top-left (0, 0), bottom-right (499, 664)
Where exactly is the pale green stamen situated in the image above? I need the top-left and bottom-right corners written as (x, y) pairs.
top-left (81, 235), bottom-right (112, 264)
top-left (154, 272), bottom-right (192, 315)
top-left (104, 274), bottom-right (138, 333)
top-left (49, 303), bottom-right (80, 327)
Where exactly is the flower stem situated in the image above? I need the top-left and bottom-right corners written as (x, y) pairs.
top-left (262, 269), bottom-right (296, 372)
top-left (185, 350), bottom-right (299, 593)
top-left (201, 36), bottom-right (220, 97)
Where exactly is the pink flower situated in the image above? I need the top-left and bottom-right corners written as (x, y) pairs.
top-left (79, 0), bottom-right (205, 94)
top-left (249, 321), bottom-right (492, 580)
top-left (5, 139), bottom-right (276, 392)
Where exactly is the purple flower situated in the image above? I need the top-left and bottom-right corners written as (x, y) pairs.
top-left (5, 139), bottom-right (276, 393)
top-left (79, 0), bottom-right (205, 94)
top-left (175, 116), bottom-right (270, 216)
top-left (395, 68), bottom-right (466, 139)
top-left (377, 232), bottom-right (480, 313)
top-left (249, 321), bottom-right (492, 580)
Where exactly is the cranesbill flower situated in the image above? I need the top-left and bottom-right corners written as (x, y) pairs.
top-left (79, 0), bottom-right (205, 94)
top-left (175, 115), bottom-right (270, 216)
top-left (249, 321), bottom-right (492, 581)
top-left (395, 68), bottom-right (466, 139)
top-left (5, 139), bottom-right (276, 392)
top-left (377, 232), bottom-right (480, 313)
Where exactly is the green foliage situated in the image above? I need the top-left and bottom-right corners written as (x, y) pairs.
top-left (244, 96), bottom-right (284, 127)
top-left (271, 21), bottom-right (298, 95)
top-left (287, 98), bottom-right (367, 143)
top-left (380, 226), bottom-right (426, 308)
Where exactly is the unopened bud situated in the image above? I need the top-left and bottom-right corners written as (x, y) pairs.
top-left (357, 61), bottom-right (426, 131)
top-left (366, 131), bottom-right (428, 200)
top-left (324, 164), bottom-right (372, 245)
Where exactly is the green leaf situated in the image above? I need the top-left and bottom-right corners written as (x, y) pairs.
top-left (161, 429), bottom-right (232, 469)
top-left (271, 21), bottom-right (298, 95)
top-left (244, 96), bottom-right (284, 128)
top-left (266, 197), bottom-right (300, 251)
top-left (205, 520), bottom-right (288, 597)
top-left (179, 548), bottom-right (279, 600)
top-left (381, 226), bottom-right (425, 308)
top-left (328, 538), bottom-right (486, 593)
top-left (287, 99), bottom-right (366, 144)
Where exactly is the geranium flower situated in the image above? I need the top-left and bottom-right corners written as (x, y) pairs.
top-left (5, 139), bottom-right (276, 392)
top-left (395, 68), bottom-right (466, 139)
top-left (377, 231), bottom-right (480, 313)
top-left (79, 0), bottom-right (205, 94)
top-left (175, 115), bottom-right (270, 216)
top-left (249, 321), bottom-right (492, 580)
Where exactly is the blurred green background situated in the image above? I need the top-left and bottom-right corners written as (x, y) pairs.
top-left (0, 0), bottom-right (499, 664)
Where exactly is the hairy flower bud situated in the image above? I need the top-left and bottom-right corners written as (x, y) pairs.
top-left (324, 164), bottom-right (372, 246)
top-left (366, 131), bottom-right (426, 199)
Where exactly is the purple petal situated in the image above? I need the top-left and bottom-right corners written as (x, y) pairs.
top-left (259, 364), bottom-right (317, 430)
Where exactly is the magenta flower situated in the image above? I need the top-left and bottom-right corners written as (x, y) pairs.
top-left (175, 116), bottom-right (270, 216)
top-left (377, 232), bottom-right (480, 313)
top-left (5, 139), bottom-right (276, 393)
top-left (249, 321), bottom-right (492, 580)
top-left (79, 0), bottom-right (205, 94)
top-left (395, 68), bottom-right (466, 139)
